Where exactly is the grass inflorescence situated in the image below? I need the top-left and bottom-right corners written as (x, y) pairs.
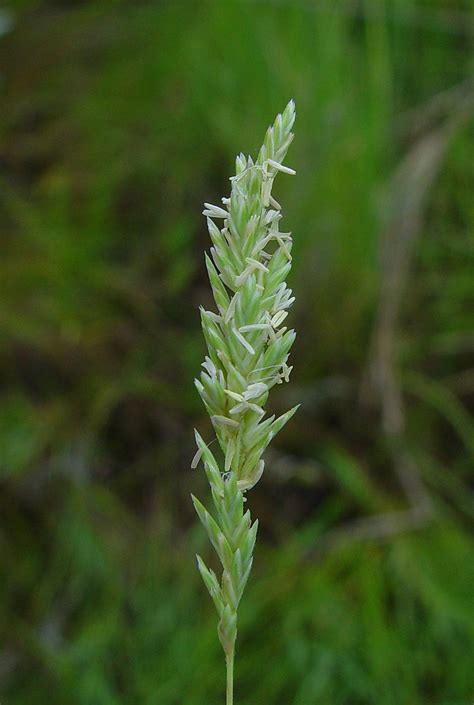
top-left (192, 101), bottom-right (298, 704)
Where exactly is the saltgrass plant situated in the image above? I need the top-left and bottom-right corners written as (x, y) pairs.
top-left (192, 101), bottom-right (298, 704)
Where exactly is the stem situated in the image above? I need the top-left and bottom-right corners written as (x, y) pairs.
top-left (226, 646), bottom-right (235, 705)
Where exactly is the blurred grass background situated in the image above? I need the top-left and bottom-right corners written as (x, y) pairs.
top-left (0, 1), bottom-right (473, 703)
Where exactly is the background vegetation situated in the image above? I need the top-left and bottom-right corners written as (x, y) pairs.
top-left (0, 1), bottom-right (473, 703)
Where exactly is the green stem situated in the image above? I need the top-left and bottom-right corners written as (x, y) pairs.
top-left (226, 647), bottom-right (235, 705)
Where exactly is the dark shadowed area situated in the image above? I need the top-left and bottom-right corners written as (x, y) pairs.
top-left (0, 1), bottom-right (473, 704)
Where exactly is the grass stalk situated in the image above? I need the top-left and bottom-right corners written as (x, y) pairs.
top-left (226, 647), bottom-right (235, 705)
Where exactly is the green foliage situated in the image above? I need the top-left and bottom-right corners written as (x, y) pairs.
top-left (0, 1), bottom-right (473, 703)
